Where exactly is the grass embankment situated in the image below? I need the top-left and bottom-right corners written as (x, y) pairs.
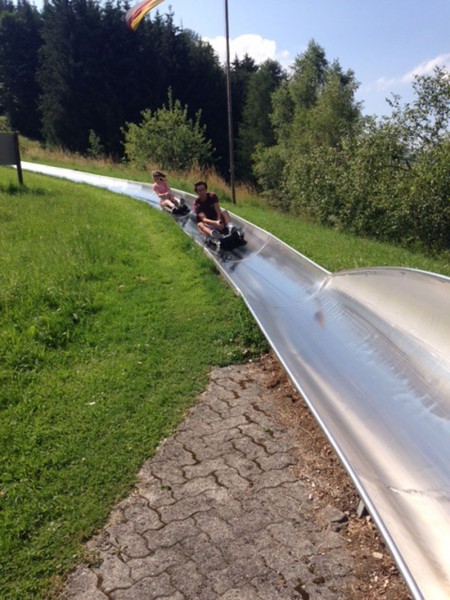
top-left (0, 168), bottom-right (265, 599)
top-left (224, 200), bottom-right (450, 276)
top-left (21, 142), bottom-right (450, 275)
top-left (2, 151), bottom-right (449, 598)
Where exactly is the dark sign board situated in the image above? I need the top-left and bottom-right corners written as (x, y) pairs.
top-left (0, 132), bottom-right (23, 184)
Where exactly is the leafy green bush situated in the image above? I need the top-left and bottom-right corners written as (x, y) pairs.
top-left (404, 140), bottom-right (450, 251)
top-left (0, 115), bottom-right (10, 132)
top-left (286, 145), bottom-right (344, 224)
top-left (255, 66), bottom-right (450, 253)
top-left (123, 90), bottom-right (214, 171)
top-left (252, 144), bottom-right (288, 209)
top-left (87, 130), bottom-right (104, 158)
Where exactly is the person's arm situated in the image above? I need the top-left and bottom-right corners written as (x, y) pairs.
top-left (213, 202), bottom-right (222, 221)
top-left (153, 182), bottom-right (172, 200)
top-left (197, 208), bottom-right (221, 228)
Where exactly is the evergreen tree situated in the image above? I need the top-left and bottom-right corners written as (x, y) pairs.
top-left (271, 39), bottom-right (329, 148)
top-left (290, 60), bottom-right (361, 153)
top-left (38, 0), bottom-right (102, 150)
top-left (236, 59), bottom-right (285, 181)
top-left (93, 0), bottom-right (158, 156)
top-left (162, 26), bottom-right (228, 173)
top-left (290, 39), bottom-right (328, 109)
top-left (0, 0), bottom-right (42, 137)
top-left (231, 54), bottom-right (258, 133)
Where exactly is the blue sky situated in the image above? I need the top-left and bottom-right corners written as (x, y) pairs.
top-left (30, 0), bottom-right (450, 117)
top-left (162, 0), bottom-right (450, 117)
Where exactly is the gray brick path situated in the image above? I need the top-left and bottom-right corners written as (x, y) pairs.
top-left (62, 362), bottom-right (355, 599)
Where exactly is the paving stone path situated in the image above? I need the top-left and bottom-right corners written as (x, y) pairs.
top-left (62, 362), bottom-right (356, 600)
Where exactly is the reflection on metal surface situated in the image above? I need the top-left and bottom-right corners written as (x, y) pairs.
top-left (22, 162), bottom-right (450, 600)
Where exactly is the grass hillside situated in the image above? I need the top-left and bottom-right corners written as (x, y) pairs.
top-left (0, 168), bottom-right (265, 598)
top-left (2, 153), bottom-right (449, 598)
top-left (21, 143), bottom-right (450, 275)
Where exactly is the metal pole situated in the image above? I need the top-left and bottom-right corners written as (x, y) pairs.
top-left (224, 0), bottom-right (236, 204)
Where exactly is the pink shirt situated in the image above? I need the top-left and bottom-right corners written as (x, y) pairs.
top-left (153, 180), bottom-right (170, 196)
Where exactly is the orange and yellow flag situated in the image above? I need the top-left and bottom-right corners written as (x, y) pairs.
top-left (125, 0), bottom-right (165, 31)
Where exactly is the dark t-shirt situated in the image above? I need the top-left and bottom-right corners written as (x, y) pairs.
top-left (193, 192), bottom-right (219, 222)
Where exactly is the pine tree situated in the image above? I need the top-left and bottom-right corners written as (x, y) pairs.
top-left (0, 0), bottom-right (42, 137)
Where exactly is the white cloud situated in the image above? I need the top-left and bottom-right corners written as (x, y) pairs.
top-left (374, 53), bottom-right (450, 90)
top-left (203, 33), bottom-right (292, 68)
top-left (400, 53), bottom-right (450, 83)
top-left (374, 76), bottom-right (397, 91)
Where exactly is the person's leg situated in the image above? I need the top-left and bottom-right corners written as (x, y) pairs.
top-left (197, 221), bottom-right (213, 236)
top-left (168, 192), bottom-right (181, 206)
top-left (160, 199), bottom-right (175, 210)
top-left (220, 210), bottom-right (231, 227)
top-left (220, 210), bottom-right (238, 233)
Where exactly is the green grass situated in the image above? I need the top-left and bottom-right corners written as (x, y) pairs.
top-left (20, 146), bottom-right (450, 275)
top-left (0, 168), bottom-right (266, 599)
top-left (3, 155), bottom-right (448, 598)
top-left (222, 200), bottom-right (450, 276)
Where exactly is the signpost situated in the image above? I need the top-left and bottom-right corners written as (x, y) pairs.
top-left (0, 132), bottom-right (23, 185)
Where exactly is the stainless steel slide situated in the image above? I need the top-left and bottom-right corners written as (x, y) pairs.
top-left (21, 163), bottom-right (450, 600)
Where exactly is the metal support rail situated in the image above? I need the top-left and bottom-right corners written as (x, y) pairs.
top-left (21, 163), bottom-right (450, 600)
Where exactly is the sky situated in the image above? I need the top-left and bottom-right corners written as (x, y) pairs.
top-left (159, 0), bottom-right (450, 117)
top-left (30, 0), bottom-right (450, 117)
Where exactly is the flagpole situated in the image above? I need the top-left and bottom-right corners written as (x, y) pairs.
top-left (224, 0), bottom-right (236, 204)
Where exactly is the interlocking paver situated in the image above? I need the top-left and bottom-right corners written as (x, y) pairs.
top-left (61, 360), bottom-right (357, 599)
top-left (192, 513), bottom-right (234, 544)
top-left (172, 473), bottom-right (217, 498)
top-left (150, 441), bottom-right (197, 466)
top-left (109, 572), bottom-right (174, 600)
top-left (61, 566), bottom-right (107, 600)
top-left (157, 496), bottom-right (211, 523)
top-left (143, 517), bottom-right (198, 550)
top-left (100, 522), bottom-right (150, 559)
top-left (91, 554), bottom-right (133, 594)
top-left (182, 456), bottom-right (228, 479)
top-left (126, 547), bottom-right (184, 580)
top-left (122, 498), bottom-right (163, 534)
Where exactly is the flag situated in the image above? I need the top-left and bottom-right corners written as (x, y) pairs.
top-left (125, 0), bottom-right (165, 31)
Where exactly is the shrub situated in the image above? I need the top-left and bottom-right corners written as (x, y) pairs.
top-left (123, 90), bottom-right (214, 171)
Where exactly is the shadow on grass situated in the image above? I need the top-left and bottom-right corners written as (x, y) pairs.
top-left (0, 182), bottom-right (48, 196)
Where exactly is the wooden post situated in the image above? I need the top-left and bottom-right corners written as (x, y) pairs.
top-left (14, 132), bottom-right (23, 185)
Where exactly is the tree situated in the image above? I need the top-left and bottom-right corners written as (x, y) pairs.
top-left (163, 27), bottom-right (228, 174)
top-left (0, 0), bottom-right (42, 137)
top-left (270, 39), bottom-right (329, 149)
top-left (289, 39), bottom-right (328, 109)
top-left (38, 0), bottom-right (105, 150)
top-left (254, 41), bottom-right (361, 197)
top-left (230, 55), bottom-right (258, 135)
top-left (387, 66), bottom-right (450, 150)
top-left (123, 90), bottom-right (214, 170)
top-left (36, 1), bottom-right (228, 160)
top-left (236, 59), bottom-right (285, 181)
top-left (294, 61), bottom-right (361, 151)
